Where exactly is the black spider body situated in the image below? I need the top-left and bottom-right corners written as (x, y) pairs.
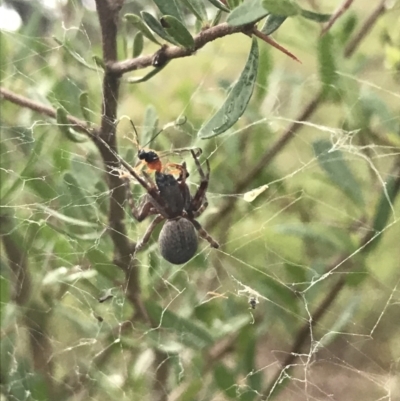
top-left (128, 150), bottom-right (219, 265)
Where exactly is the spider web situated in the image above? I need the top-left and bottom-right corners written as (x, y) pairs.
top-left (1, 1), bottom-right (400, 401)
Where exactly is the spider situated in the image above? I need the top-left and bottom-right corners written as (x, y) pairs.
top-left (125, 149), bottom-right (219, 265)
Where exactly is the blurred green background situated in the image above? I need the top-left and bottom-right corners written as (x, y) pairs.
top-left (1, 1), bottom-right (400, 400)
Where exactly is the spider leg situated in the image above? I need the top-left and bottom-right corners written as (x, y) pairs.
top-left (127, 191), bottom-right (157, 221)
top-left (191, 219), bottom-right (219, 248)
top-left (191, 199), bottom-right (208, 218)
top-left (136, 215), bottom-right (164, 250)
top-left (189, 150), bottom-right (210, 213)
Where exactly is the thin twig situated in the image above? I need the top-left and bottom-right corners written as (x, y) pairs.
top-left (258, 163), bottom-right (400, 400)
top-left (206, 0), bottom-right (389, 233)
top-left (321, 0), bottom-right (354, 36)
top-left (253, 28), bottom-right (301, 63)
top-left (111, 23), bottom-right (245, 75)
top-left (0, 87), bottom-right (92, 134)
top-left (344, 0), bottom-right (388, 58)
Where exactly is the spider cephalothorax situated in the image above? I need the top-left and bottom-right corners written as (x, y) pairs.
top-left (128, 150), bottom-right (219, 264)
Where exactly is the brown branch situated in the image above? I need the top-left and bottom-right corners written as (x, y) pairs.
top-left (0, 216), bottom-right (55, 398)
top-left (206, 91), bottom-right (323, 232)
top-left (344, 0), bottom-right (388, 58)
top-left (206, 0), bottom-right (389, 233)
top-left (259, 161), bottom-right (400, 399)
top-left (0, 87), bottom-right (92, 135)
top-left (252, 28), bottom-right (301, 63)
top-left (111, 23), bottom-right (246, 75)
top-left (321, 0), bottom-right (354, 36)
top-left (93, 0), bottom-right (150, 324)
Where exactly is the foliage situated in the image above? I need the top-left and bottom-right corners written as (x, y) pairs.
top-left (1, 1), bottom-right (400, 401)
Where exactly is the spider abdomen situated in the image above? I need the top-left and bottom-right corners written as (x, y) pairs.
top-left (159, 218), bottom-right (198, 265)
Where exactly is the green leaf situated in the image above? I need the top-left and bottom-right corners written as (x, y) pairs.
top-left (63, 172), bottom-right (98, 222)
top-left (205, 0), bottom-right (230, 13)
top-left (260, 14), bottom-right (287, 36)
top-left (365, 174), bottom-right (400, 252)
top-left (214, 364), bottom-right (237, 399)
top-left (181, 0), bottom-right (208, 23)
top-left (198, 38), bottom-right (259, 138)
top-left (153, 0), bottom-right (183, 22)
top-left (126, 62), bottom-right (169, 83)
top-left (0, 273), bottom-right (10, 323)
top-left (227, 0), bottom-right (240, 9)
top-left (146, 302), bottom-right (215, 349)
top-left (92, 55), bottom-right (105, 69)
top-left (175, 380), bottom-right (203, 401)
top-left (254, 45), bottom-right (273, 103)
top-left (141, 11), bottom-right (179, 45)
top-left (53, 37), bottom-right (99, 71)
top-left (56, 108), bottom-right (88, 143)
top-left (142, 105), bottom-right (159, 145)
top-left (313, 140), bottom-right (364, 206)
top-left (124, 14), bottom-right (161, 45)
top-left (133, 32), bottom-right (144, 57)
top-left (79, 92), bottom-right (92, 126)
top-left (318, 33), bottom-right (337, 98)
top-left (1, 133), bottom-right (47, 204)
top-left (301, 9), bottom-right (331, 22)
top-left (226, 0), bottom-right (268, 26)
top-left (262, 0), bottom-right (300, 16)
top-left (317, 295), bottom-right (360, 348)
top-left (274, 223), bottom-right (356, 252)
top-left (35, 204), bottom-right (99, 228)
top-left (160, 15), bottom-right (195, 49)
top-left (86, 249), bottom-right (125, 281)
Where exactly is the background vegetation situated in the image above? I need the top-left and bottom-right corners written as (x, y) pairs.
top-left (1, 1), bottom-right (399, 400)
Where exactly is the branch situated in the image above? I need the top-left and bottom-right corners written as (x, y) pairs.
top-left (321, 0), bottom-right (354, 36)
top-left (206, 0), bottom-right (390, 233)
top-left (344, 0), bottom-right (388, 58)
top-left (259, 162), bottom-right (400, 399)
top-left (93, 0), bottom-right (151, 322)
top-left (111, 23), bottom-right (246, 75)
top-left (0, 87), bottom-right (92, 135)
top-left (252, 28), bottom-right (301, 63)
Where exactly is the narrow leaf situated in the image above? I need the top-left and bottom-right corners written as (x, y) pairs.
top-left (53, 37), bottom-right (99, 71)
top-left (262, 0), bottom-right (300, 16)
top-left (317, 296), bottom-right (360, 348)
top-left (313, 140), bottom-right (364, 206)
top-left (366, 174), bottom-right (400, 252)
top-left (141, 11), bottom-right (179, 45)
top-left (63, 172), bottom-right (98, 222)
top-left (86, 249), bottom-right (125, 281)
top-left (79, 92), bottom-right (92, 126)
top-left (146, 302), bottom-right (214, 349)
top-left (126, 62), bottom-right (168, 84)
top-left (153, 0), bottom-right (183, 22)
top-left (198, 38), bottom-right (259, 138)
top-left (227, 0), bottom-right (268, 26)
top-left (35, 204), bottom-right (99, 228)
top-left (181, 0), bottom-right (208, 23)
top-left (125, 13), bottom-right (161, 45)
top-left (318, 33), bottom-right (337, 97)
top-left (142, 105), bottom-right (159, 145)
top-left (214, 364), bottom-right (237, 399)
top-left (133, 32), bottom-right (144, 57)
top-left (260, 14), bottom-right (287, 36)
top-left (160, 15), bottom-right (194, 49)
top-left (205, 0), bottom-right (230, 12)
top-left (1, 133), bottom-right (47, 204)
top-left (56, 108), bottom-right (88, 143)
top-left (301, 9), bottom-right (332, 22)
top-left (274, 223), bottom-right (356, 252)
